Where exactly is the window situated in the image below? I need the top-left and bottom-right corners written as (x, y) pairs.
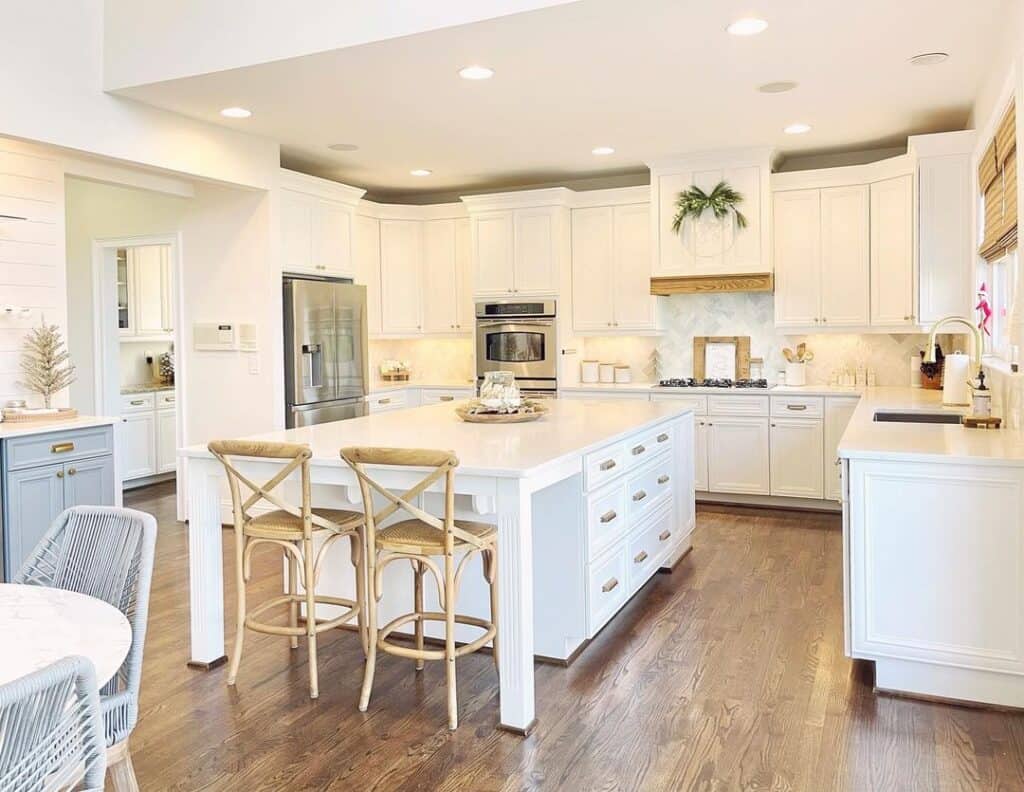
top-left (978, 250), bottom-right (1017, 359)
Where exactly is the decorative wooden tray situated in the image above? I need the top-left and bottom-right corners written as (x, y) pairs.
top-left (455, 403), bottom-right (548, 424)
top-left (2, 407), bottom-right (79, 423)
top-left (381, 372), bottom-right (410, 382)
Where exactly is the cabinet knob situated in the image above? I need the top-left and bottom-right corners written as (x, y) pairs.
top-left (56, 470), bottom-right (64, 479)
top-left (821, 317), bottom-right (827, 323)
top-left (67, 467), bottom-right (77, 476)
top-left (903, 315), bottom-right (910, 321)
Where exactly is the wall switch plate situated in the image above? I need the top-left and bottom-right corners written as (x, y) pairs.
top-left (248, 354), bottom-right (260, 375)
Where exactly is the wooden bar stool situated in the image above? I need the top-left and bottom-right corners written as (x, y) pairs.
top-left (340, 447), bottom-right (498, 730)
top-left (209, 440), bottom-right (367, 699)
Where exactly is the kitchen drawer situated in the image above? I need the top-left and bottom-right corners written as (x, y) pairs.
top-left (625, 451), bottom-right (673, 523)
top-left (584, 442), bottom-right (627, 492)
top-left (120, 392), bottom-right (155, 414)
top-left (708, 394), bottom-right (769, 417)
top-left (623, 424), bottom-right (674, 470)
top-left (154, 390), bottom-right (177, 410)
top-left (771, 395), bottom-right (824, 419)
top-left (587, 540), bottom-right (629, 636)
top-left (585, 479), bottom-right (628, 558)
top-left (420, 388), bottom-right (473, 405)
top-left (651, 393), bottom-right (708, 416)
top-left (5, 425), bottom-right (115, 471)
top-left (628, 504), bottom-right (673, 593)
top-left (367, 390), bottom-right (409, 412)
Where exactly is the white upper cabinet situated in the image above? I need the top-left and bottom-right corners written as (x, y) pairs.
top-left (379, 220), bottom-right (423, 335)
top-left (353, 214), bottom-right (382, 337)
top-left (820, 185), bottom-right (870, 327)
top-left (571, 195), bottom-right (655, 333)
top-left (314, 199), bottom-right (354, 277)
top-left (278, 169), bottom-right (365, 279)
top-left (870, 175), bottom-right (915, 326)
top-left (648, 149), bottom-right (772, 277)
top-left (773, 189), bottom-right (821, 327)
top-left (281, 190), bottom-right (314, 273)
top-left (513, 208), bottom-right (558, 294)
top-left (472, 211), bottom-right (515, 296)
top-left (454, 218), bottom-right (474, 332)
top-left (422, 218), bottom-right (472, 334)
top-left (120, 245), bottom-right (172, 340)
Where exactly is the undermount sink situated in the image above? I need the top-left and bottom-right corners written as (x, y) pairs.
top-left (873, 410), bottom-right (963, 424)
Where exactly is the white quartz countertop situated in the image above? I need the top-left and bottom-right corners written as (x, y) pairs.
top-left (368, 379), bottom-right (476, 394)
top-left (564, 382), bottom-right (865, 396)
top-left (0, 414), bottom-right (117, 440)
top-left (838, 387), bottom-right (1024, 465)
top-left (121, 383), bottom-right (174, 394)
top-left (562, 382), bottom-right (658, 393)
top-left (185, 399), bottom-right (692, 478)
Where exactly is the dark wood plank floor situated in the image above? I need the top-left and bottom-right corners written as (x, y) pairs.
top-left (126, 483), bottom-right (1024, 791)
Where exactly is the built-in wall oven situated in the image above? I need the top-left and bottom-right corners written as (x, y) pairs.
top-left (475, 300), bottom-right (557, 397)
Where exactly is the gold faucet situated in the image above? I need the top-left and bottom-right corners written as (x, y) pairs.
top-left (923, 315), bottom-right (984, 375)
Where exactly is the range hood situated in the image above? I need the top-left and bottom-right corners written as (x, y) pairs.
top-left (650, 272), bottom-right (773, 296)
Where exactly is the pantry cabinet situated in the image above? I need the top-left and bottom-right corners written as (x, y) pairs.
top-left (422, 218), bottom-right (473, 333)
top-left (870, 175), bottom-right (915, 326)
top-left (379, 220), bottom-right (423, 335)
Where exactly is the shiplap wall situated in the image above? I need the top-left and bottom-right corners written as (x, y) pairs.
top-left (0, 137), bottom-right (67, 407)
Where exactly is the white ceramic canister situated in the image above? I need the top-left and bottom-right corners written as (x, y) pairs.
top-left (581, 360), bottom-right (600, 384)
top-left (614, 365), bottom-right (632, 384)
top-left (785, 361), bottom-right (807, 386)
top-left (599, 363), bottom-right (615, 383)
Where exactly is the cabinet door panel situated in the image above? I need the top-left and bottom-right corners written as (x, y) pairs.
top-left (820, 185), bottom-right (870, 327)
top-left (380, 220), bottom-right (423, 334)
top-left (64, 456), bottom-right (116, 509)
top-left (773, 190), bottom-right (821, 327)
top-left (694, 419), bottom-right (709, 492)
top-left (918, 154), bottom-right (971, 324)
top-left (472, 212), bottom-right (514, 296)
top-left (131, 246), bottom-right (166, 335)
top-left (825, 397), bottom-right (859, 501)
top-left (454, 218), bottom-right (473, 332)
top-left (513, 208), bottom-right (557, 294)
top-left (121, 413), bottom-right (156, 480)
top-left (422, 219), bottom-right (458, 333)
top-left (157, 408), bottom-right (177, 474)
top-left (870, 175), bottom-right (915, 325)
top-left (5, 463), bottom-right (64, 577)
top-left (281, 190), bottom-right (314, 274)
top-left (707, 417), bottom-right (769, 495)
top-left (770, 419), bottom-right (824, 498)
top-left (612, 204), bottom-right (656, 330)
top-left (571, 207), bottom-right (615, 331)
top-left (314, 200), bottom-right (353, 277)
top-left (354, 215), bottom-right (382, 336)
top-left (721, 165), bottom-right (763, 275)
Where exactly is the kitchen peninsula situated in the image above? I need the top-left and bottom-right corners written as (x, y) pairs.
top-left (184, 398), bottom-right (695, 733)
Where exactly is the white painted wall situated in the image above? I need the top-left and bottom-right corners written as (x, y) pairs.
top-left (120, 340), bottom-right (173, 388)
top-left (103, 0), bottom-right (581, 90)
top-left (0, 1), bottom-right (278, 189)
top-left (64, 178), bottom-right (190, 413)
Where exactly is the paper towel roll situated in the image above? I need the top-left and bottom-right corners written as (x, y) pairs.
top-left (942, 352), bottom-right (971, 406)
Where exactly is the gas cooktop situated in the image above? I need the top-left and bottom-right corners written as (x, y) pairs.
top-left (658, 378), bottom-right (769, 389)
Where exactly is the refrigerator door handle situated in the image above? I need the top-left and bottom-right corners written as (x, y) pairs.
top-left (302, 343), bottom-right (323, 388)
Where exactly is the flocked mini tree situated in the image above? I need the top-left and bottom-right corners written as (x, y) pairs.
top-left (17, 319), bottom-right (76, 408)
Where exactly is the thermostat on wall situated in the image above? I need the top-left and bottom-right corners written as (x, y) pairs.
top-left (238, 323), bottom-right (258, 352)
top-left (193, 322), bottom-right (238, 351)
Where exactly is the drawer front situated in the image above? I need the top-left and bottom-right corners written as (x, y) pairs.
top-left (584, 443), bottom-right (626, 491)
top-left (651, 393), bottom-right (708, 416)
top-left (562, 390), bottom-right (651, 401)
top-left (771, 395), bottom-right (824, 419)
top-left (708, 395), bottom-right (769, 417)
top-left (586, 480), bottom-right (628, 558)
top-left (5, 425), bottom-right (115, 471)
top-left (625, 451), bottom-right (673, 523)
top-left (121, 392), bottom-right (155, 414)
top-left (155, 391), bottom-right (177, 410)
top-left (628, 505), bottom-right (672, 593)
top-left (420, 388), bottom-right (473, 405)
top-left (367, 390), bottom-right (408, 412)
top-left (623, 424), bottom-right (674, 470)
top-left (587, 541), bottom-right (629, 635)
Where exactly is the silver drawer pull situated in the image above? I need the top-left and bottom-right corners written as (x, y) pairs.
top-left (51, 442), bottom-right (75, 454)
top-left (656, 433), bottom-right (669, 443)
top-left (631, 444), bottom-right (646, 456)
top-left (440, 395), bottom-right (454, 402)
top-left (601, 577), bottom-right (619, 593)
top-left (786, 404), bottom-right (808, 411)
top-left (130, 399), bottom-right (145, 406)
top-left (658, 530), bottom-right (671, 542)
top-left (634, 550), bottom-right (648, 564)
top-left (599, 459), bottom-right (617, 471)
top-left (599, 510), bottom-right (617, 524)
top-left (378, 398), bottom-right (391, 405)
top-left (657, 474), bottom-right (670, 485)
top-left (164, 396), bottom-right (175, 403)
top-left (632, 490), bottom-right (647, 502)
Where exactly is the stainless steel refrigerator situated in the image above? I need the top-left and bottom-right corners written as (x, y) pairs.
top-left (283, 276), bottom-right (369, 428)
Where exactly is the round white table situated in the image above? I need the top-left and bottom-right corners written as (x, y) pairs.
top-left (0, 583), bottom-right (132, 687)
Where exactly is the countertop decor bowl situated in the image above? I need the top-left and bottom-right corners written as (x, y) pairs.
top-left (455, 400), bottom-right (548, 424)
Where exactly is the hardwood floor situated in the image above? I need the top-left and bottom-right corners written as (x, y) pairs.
top-left (126, 483), bottom-right (1024, 791)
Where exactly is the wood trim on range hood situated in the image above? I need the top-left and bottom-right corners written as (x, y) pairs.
top-left (650, 273), bottom-right (774, 296)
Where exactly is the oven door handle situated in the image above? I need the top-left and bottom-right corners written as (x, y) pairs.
top-left (476, 319), bottom-right (555, 328)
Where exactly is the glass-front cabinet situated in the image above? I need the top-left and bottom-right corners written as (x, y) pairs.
top-left (116, 248), bottom-right (131, 332)
top-left (117, 245), bottom-right (173, 340)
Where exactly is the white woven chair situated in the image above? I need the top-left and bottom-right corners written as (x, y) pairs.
top-left (15, 506), bottom-right (158, 791)
top-left (0, 655), bottom-right (107, 792)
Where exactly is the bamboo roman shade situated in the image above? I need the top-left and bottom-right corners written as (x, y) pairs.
top-left (980, 101), bottom-right (1018, 261)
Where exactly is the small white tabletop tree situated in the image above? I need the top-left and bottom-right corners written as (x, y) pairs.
top-left (17, 319), bottom-right (76, 409)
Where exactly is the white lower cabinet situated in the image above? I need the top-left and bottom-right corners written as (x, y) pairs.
top-left (120, 391), bottom-right (177, 483)
top-left (121, 413), bottom-right (156, 480)
top-left (157, 408), bottom-right (177, 473)
top-left (825, 397), bottom-right (859, 501)
top-left (419, 387), bottom-right (474, 405)
top-left (694, 419), bottom-right (709, 492)
top-left (706, 417), bottom-right (770, 495)
top-left (769, 418), bottom-right (824, 498)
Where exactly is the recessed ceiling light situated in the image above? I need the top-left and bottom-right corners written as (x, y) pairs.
top-left (758, 81), bottom-right (797, 94)
top-left (727, 17), bottom-right (768, 36)
top-left (592, 146), bottom-right (615, 156)
top-left (327, 143), bottom-right (359, 152)
top-left (458, 65), bottom-right (495, 80)
top-left (410, 169), bottom-right (432, 177)
top-left (784, 123), bottom-right (812, 135)
top-left (220, 107), bottom-right (252, 119)
top-left (909, 52), bottom-right (949, 66)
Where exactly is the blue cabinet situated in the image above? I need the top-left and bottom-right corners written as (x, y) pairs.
top-left (1, 424), bottom-right (116, 580)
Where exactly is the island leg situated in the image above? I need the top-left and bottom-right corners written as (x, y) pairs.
top-left (186, 457), bottom-right (227, 669)
top-left (494, 477), bottom-right (537, 735)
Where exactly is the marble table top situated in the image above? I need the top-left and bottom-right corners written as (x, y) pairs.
top-left (0, 583), bottom-right (132, 687)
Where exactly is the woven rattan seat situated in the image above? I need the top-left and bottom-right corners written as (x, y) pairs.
top-left (246, 508), bottom-right (362, 539)
top-left (377, 518), bottom-right (496, 554)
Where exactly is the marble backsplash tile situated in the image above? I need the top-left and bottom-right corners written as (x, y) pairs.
top-left (369, 337), bottom-right (475, 383)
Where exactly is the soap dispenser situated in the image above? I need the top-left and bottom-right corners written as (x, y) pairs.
top-left (971, 371), bottom-right (992, 418)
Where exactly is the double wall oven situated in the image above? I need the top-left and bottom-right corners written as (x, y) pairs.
top-left (475, 300), bottom-right (557, 397)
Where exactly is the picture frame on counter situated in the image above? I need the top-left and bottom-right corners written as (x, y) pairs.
top-left (693, 335), bottom-right (751, 380)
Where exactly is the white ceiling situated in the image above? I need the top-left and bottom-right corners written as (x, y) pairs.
top-left (114, 0), bottom-right (1003, 200)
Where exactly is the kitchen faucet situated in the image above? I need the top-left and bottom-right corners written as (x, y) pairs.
top-left (923, 315), bottom-right (984, 377)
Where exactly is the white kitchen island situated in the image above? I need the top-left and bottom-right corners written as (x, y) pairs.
top-left (184, 399), bottom-right (695, 733)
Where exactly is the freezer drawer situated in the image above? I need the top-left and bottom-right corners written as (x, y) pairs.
top-left (288, 397), bottom-right (367, 428)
